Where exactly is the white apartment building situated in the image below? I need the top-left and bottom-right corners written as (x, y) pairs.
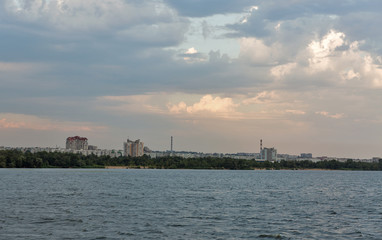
top-left (66, 136), bottom-right (88, 150)
top-left (260, 147), bottom-right (277, 161)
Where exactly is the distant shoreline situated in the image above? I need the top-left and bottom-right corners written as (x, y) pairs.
top-left (1, 150), bottom-right (381, 171)
top-left (0, 167), bottom-right (369, 171)
top-left (102, 166), bottom-right (358, 171)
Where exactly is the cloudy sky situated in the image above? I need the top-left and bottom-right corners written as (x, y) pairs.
top-left (1, 0), bottom-right (382, 158)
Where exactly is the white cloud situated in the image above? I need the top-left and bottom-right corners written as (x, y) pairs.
top-left (274, 22), bottom-right (281, 31)
top-left (185, 47), bottom-right (198, 54)
top-left (0, 113), bottom-right (106, 131)
top-left (247, 6), bottom-right (259, 12)
top-left (168, 101), bottom-right (187, 113)
top-left (315, 111), bottom-right (344, 119)
top-left (99, 94), bottom-right (240, 119)
top-left (308, 30), bottom-right (346, 72)
top-left (309, 30), bottom-right (345, 58)
top-left (240, 5), bottom-right (259, 24)
top-left (362, 55), bottom-right (382, 88)
top-left (169, 94), bottom-right (238, 115)
top-left (239, 37), bottom-right (280, 64)
top-left (286, 109), bottom-right (306, 115)
top-left (340, 69), bottom-right (360, 81)
top-left (265, 29), bottom-right (382, 89)
top-left (270, 62), bottom-right (297, 80)
top-left (242, 91), bottom-right (279, 104)
top-left (97, 94), bottom-right (167, 115)
top-left (181, 47), bottom-right (207, 62)
top-left (307, 31), bottom-right (382, 88)
top-left (101, 92), bottom-right (307, 122)
top-left (187, 95), bottom-right (238, 113)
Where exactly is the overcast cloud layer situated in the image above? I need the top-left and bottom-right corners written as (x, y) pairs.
top-left (1, 0), bottom-right (382, 158)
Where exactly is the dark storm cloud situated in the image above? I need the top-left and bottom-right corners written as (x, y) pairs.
top-left (164, 0), bottom-right (382, 20)
top-left (0, 0), bottom-right (192, 98)
top-left (228, 0), bottom-right (382, 42)
top-left (2, 0), bottom-right (382, 99)
top-left (0, 0), bottom-right (272, 102)
top-left (1, 0), bottom-right (382, 157)
top-left (164, 0), bottom-right (257, 17)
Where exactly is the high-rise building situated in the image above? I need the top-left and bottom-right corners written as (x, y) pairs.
top-left (124, 139), bottom-right (144, 157)
top-left (260, 147), bottom-right (277, 161)
top-left (66, 136), bottom-right (88, 150)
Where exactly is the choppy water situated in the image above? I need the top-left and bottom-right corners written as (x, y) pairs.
top-left (1, 169), bottom-right (382, 239)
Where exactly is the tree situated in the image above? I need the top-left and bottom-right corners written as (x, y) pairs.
top-left (0, 155), bottom-right (6, 168)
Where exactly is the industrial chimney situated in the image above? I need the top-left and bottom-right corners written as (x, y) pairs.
top-left (171, 136), bottom-right (173, 153)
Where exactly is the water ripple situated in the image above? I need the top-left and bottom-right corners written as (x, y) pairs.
top-left (1, 169), bottom-right (382, 239)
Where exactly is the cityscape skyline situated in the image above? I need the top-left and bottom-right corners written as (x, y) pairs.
top-left (1, 135), bottom-right (381, 161)
top-left (1, 1), bottom-right (382, 159)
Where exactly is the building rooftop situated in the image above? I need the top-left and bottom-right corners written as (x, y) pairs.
top-left (66, 136), bottom-right (88, 141)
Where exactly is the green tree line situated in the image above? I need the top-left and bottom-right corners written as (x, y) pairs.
top-left (1, 150), bottom-right (382, 170)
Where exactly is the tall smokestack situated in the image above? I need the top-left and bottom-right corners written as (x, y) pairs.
top-left (171, 136), bottom-right (173, 153)
top-left (260, 139), bottom-right (263, 152)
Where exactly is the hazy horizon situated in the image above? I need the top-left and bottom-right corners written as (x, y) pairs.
top-left (1, 0), bottom-right (382, 159)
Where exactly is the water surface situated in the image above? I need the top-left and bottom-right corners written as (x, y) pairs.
top-left (1, 169), bottom-right (381, 239)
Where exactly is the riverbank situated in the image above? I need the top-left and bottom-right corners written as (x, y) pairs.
top-left (1, 150), bottom-right (381, 171)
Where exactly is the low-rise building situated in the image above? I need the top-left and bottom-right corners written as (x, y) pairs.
top-left (300, 153), bottom-right (313, 158)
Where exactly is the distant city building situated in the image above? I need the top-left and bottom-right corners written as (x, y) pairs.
top-left (66, 136), bottom-right (88, 150)
top-left (259, 139), bottom-right (277, 161)
top-left (261, 147), bottom-right (277, 161)
top-left (300, 153), bottom-right (313, 158)
top-left (88, 145), bottom-right (98, 150)
top-left (123, 139), bottom-right (144, 157)
top-left (1, 144), bottom-right (378, 162)
top-left (143, 146), bottom-right (152, 153)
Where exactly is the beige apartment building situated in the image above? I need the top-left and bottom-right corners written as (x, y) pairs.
top-left (123, 139), bottom-right (144, 157)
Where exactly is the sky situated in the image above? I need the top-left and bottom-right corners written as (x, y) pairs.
top-left (1, 0), bottom-right (382, 158)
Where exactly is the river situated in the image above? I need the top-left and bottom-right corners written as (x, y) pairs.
top-left (1, 169), bottom-right (381, 239)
